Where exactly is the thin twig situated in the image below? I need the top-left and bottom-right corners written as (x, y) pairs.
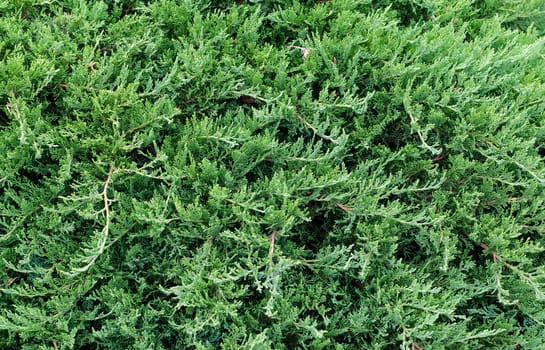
top-left (403, 81), bottom-right (441, 155)
top-left (335, 203), bottom-right (352, 213)
top-left (412, 342), bottom-right (423, 350)
top-left (481, 243), bottom-right (545, 300)
top-left (1, 206), bottom-right (42, 241)
top-left (295, 112), bottom-right (338, 143)
top-left (65, 165), bottom-right (114, 276)
top-left (102, 165), bottom-right (114, 237)
top-left (226, 198), bottom-right (266, 214)
top-left (287, 45), bottom-right (312, 59)
top-left (484, 141), bottom-right (545, 184)
top-left (268, 229), bottom-right (277, 261)
top-left (403, 100), bottom-right (441, 155)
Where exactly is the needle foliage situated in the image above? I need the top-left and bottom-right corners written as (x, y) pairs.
top-left (1, 0), bottom-right (545, 348)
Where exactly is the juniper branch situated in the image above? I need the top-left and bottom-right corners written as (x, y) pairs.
top-left (62, 165), bottom-right (115, 277)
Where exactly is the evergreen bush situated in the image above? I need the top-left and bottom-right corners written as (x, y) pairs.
top-left (1, 0), bottom-right (544, 348)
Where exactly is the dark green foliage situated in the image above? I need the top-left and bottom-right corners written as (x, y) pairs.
top-left (1, 0), bottom-right (544, 348)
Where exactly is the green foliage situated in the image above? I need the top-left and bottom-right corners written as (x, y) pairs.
top-left (1, 0), bottom-right (544, 348)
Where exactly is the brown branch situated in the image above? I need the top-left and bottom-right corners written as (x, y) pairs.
top-left (335, 203), bottom-right (352, 213)
top-left (412, 342), bottom-right (423, 350)
top-left (480, 243), bottom-right (500, 262)
top-left (268, 229), bottom-right (277, 260)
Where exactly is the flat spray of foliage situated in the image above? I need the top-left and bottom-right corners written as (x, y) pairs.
top-left (1, 0), bottom-right (545, 348)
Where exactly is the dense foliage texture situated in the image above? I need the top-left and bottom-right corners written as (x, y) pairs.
top-left (1, 0), bottom-right (545, 348)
